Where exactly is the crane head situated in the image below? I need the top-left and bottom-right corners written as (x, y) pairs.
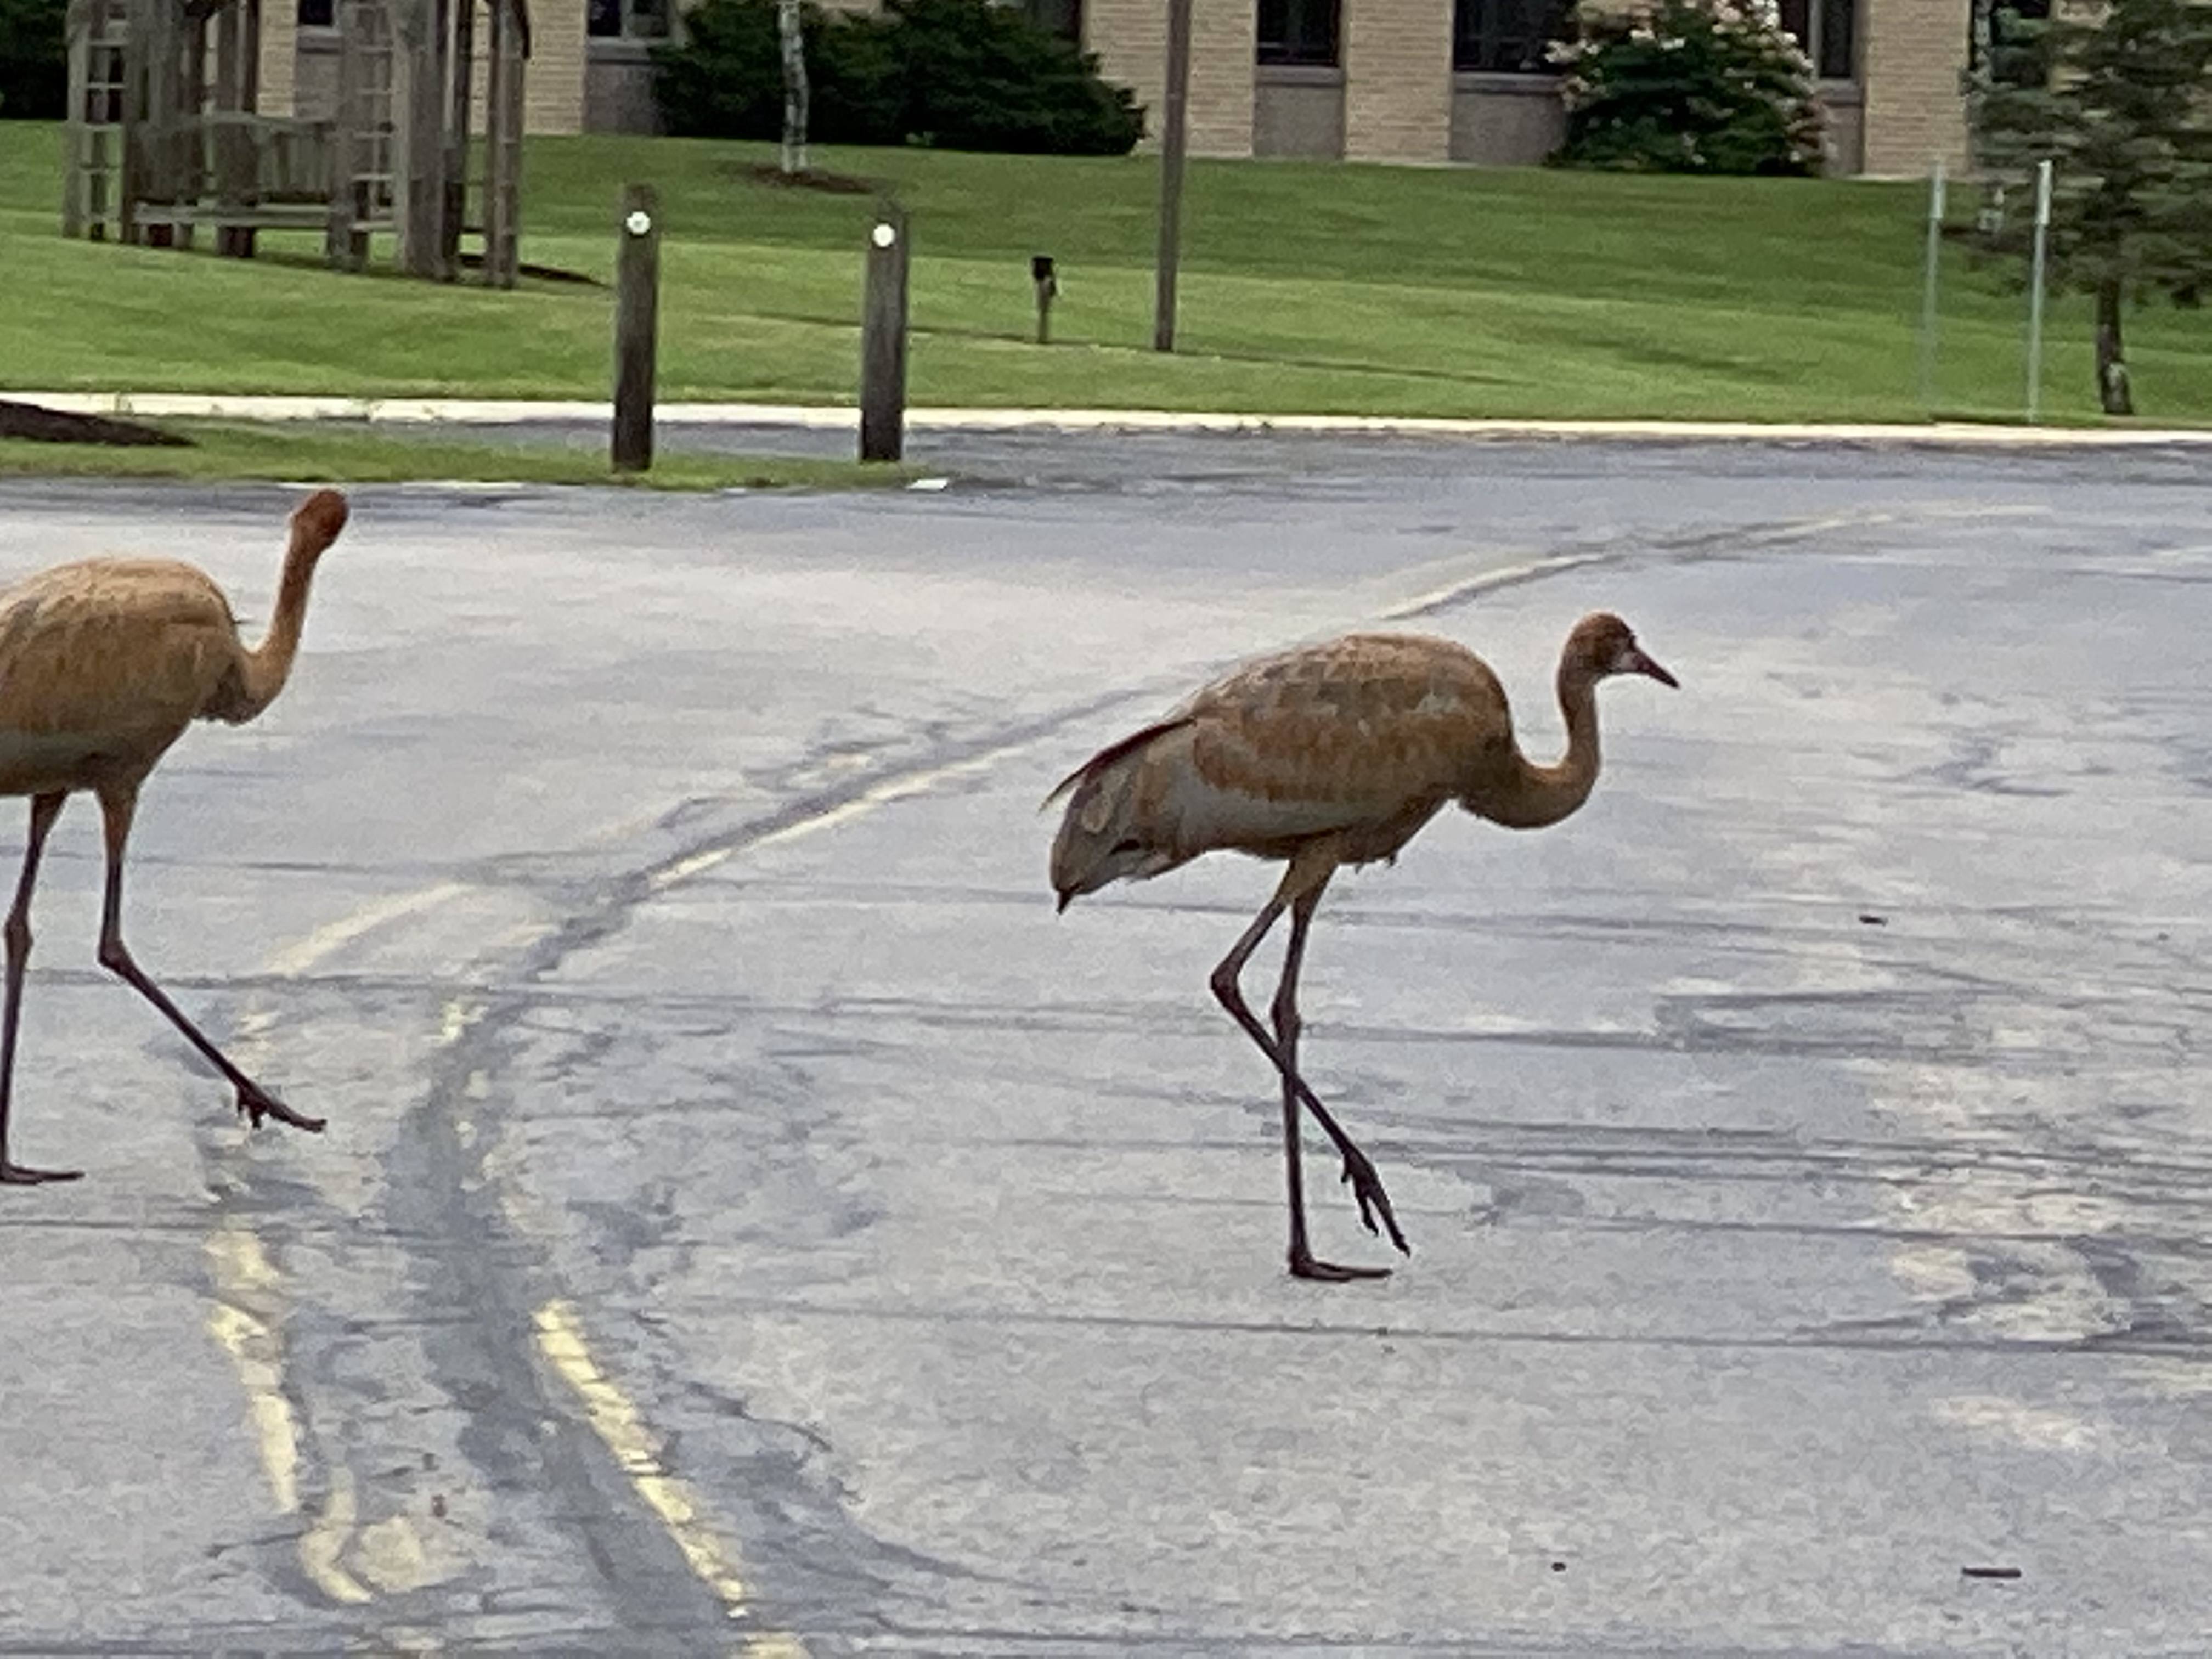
top-left (1568, 612), bottom-right (1677, 690)
top-left (288, 489), bottom-right (350, 563)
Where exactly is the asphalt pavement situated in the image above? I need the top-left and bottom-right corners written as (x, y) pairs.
top-left (2, 431), bottom-right (2210, 1656)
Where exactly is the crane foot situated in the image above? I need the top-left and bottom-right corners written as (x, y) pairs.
top-left (1290, 1250), bottom-right (1391, 1283)
top-left (1, 1160), bottom-right (83, 1184)
top-left (236, 1083), bottom-right (326, 1135)
top-left (1335, 1143), bottom-right (1413, 1256)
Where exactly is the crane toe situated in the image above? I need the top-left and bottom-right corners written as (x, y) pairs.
top-left (1336, 1147), bottom-right (1413, 1255)
top-left (1, 1161), bottom-right (83, 1185)
top-left (235, 1083), bottom-right (326, 1134)
top-left (1289, 1252), bottom-right (1392, 1283)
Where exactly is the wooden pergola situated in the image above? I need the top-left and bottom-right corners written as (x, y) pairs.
top-left (61, 0), bottom-right (529, 286)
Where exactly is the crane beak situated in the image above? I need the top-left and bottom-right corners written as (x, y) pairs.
top-left (1624, 645), bottom-right (1679, 689)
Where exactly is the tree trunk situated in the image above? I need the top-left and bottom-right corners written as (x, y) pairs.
top-left (778, 0), bottom-right (809, 177)
top-left (2095, 278), bottom-right (2134, 416)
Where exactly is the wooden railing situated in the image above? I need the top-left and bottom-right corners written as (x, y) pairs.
top-left (133, 112), bottom-right (337, 210)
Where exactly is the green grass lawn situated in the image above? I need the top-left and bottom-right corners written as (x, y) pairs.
top-left (3, 120), bottom-right (2208, 424)
top-left (0, 417), bottom-right (908, 489)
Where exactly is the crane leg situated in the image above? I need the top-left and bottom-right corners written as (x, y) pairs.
top-left (1209, 854), bottom-right (1409, 1272)
top-left (95, 784), bottom-right (325, 1137)
top-left (1, 793), bottom-right (80, 1184)
top-left (1270, 878), bottom-right (1389, 1281)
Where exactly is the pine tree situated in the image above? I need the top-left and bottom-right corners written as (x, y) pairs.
top-left (1971, 0), bottom-right (2212, 415)
top-left (0, 0), bottom-right (69, 120)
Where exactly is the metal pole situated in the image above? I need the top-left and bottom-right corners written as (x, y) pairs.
top-left (860, 206), bottom-right (910, 463)
top-left (2025, 157), bottom-right (2052, 425)
top-left (612, 183), bottom-right (660, 473)
top-left (1152, 0), bottom-right (1192, 353)
top-left (1919, 155), bottom-right (1945, 414)
top-left (778, 0), bottom-right (809, 176)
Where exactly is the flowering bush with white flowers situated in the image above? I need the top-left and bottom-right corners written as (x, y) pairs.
top-left (1548, 0), bottom-right (1827, 175)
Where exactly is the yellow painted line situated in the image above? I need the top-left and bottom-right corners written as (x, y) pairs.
top-left (531, 1300), bottom-right (807, 1656)
top-left (1378, 551), bottom-right (1607, 623)
top-left (1375, 504), bottom-right (2037, 627)
top-left (202, 1295), bottom-right (299, 1514)
top-left (213, 747), bottom-right (1010, 1637)
top-left (645, 753), bottom-right (1001, 894)
top-left (297, 1468), bottom-right (377, 1605)
top-left (204, 1221), bottom-right (375, 1605)
top-left (354, 1507), bottom-right (438, 1593)
top-left (266, 881), bottom-right (476, 978)
top-left (204, 922), bottom-right (473, 1600)
top-left (439, 996), bottom-right (486, 1048)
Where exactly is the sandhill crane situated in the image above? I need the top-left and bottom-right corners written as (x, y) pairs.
top-left (1049, 613), bottom-right (1676, 1280)
top-left (0, 489), bottom-right (349, 1185)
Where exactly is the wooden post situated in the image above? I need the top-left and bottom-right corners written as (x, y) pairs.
top-left (87, 128), bottom-right (111, 240)
top-left (1031, 253), bottom-right (1056, 345)
top-left (63, 9), bottom-right (91, 238)
top-left (1152, 0), bottom-right (1192, 353)
top-left (483, 0), bottom-right (525, 289)
top-left (213, 4), bottom-right (252, 258)
top-left (444, 0), bottom-right (472, 276)
top-left (326, 0), bottom-right (362, 267)
top-left (612, 183), bottom-right (661, 473)
top-left (174, 7), bottom-right (207, 252)
top-left (391, 0), bottom-right (450, 278)
top-left (859, 204), bottom-right (910, 464)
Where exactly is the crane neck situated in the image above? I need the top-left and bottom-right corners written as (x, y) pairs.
top-left (1481, 664), bottom-right (1603, 831)
top-left (231, 531), bottom-right (323, 722)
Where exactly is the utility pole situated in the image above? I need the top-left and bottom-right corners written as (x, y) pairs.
top-left (1152, 0), bottom-right (1192, 353)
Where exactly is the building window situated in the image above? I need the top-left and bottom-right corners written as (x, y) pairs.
top-left (1969, 0), bottom-right (2050, 84)
top-left (589, 0), bottom-right (670, 39)
top-left (1452, 0), bottom-right (1568, 74)
top-left (1017, 0), bottom-right (1082, 43)
top-left (1780, 0), bottom-right (1857, 78)
top-left (1257, 0), bottom-right (1339, 65)
top-left (297, 0), bottom-right (335, 26)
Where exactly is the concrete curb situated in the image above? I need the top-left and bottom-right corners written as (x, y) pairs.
top-left (12, 391), bottom-right (2212, 448)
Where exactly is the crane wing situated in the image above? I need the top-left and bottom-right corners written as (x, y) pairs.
top-left (1049, 631), bottom-right (1519, 900)
top-left (1178, 633), bottom-right (1514, 820)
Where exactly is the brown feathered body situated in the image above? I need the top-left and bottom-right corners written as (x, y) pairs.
top-left (0, 490), bottom-right (348, 799)
top-left (1051, 616), bottom-right (1673, 909)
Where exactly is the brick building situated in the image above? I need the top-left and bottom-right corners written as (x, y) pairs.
top-left (1076, 0), bottom-right (1977, 174)
top-left (258, 0), bottom-right (1978, 177)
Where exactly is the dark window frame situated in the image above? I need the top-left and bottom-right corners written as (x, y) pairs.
top-left (1019, 0), bottom-right (1083, 44)
top-left (1451, 0), bottom-right (1570, 75)
top-left (1256, 0), bottom-right (1341, 67)
top-left (296, 0), bottom-right (335, 28)
top-left (589, 0), bottom-right (670, 41)
top-left (1968, 0), bottom-right (2052, 84)
top-left (1780, 0), bottom-right (1859, 79)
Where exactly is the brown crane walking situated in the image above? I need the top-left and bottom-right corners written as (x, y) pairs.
top-left (1049, 612), bottom-right (1677, 1280)
top-left (0, 489), bottom-right (350, 1185)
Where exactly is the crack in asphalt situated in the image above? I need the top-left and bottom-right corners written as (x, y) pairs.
top-left (137, 490), bottom-right (2164, 1649)
top-left (182, 682), bottom-right (1184, 1645)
